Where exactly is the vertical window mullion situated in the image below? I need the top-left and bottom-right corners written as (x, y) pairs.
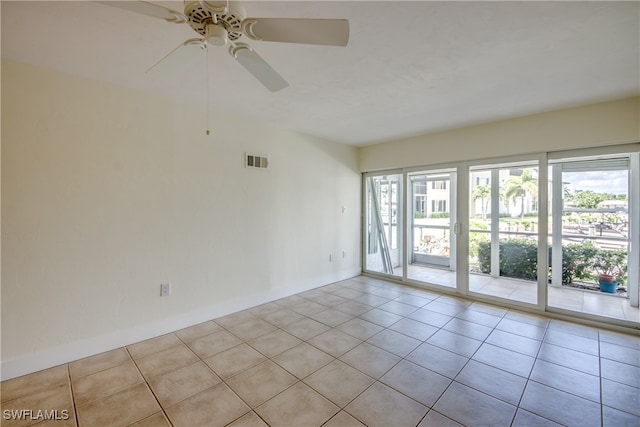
top-left (456, 163), bottom-right (469, 295)
top-left (551, 164), bottom-right (564, 287)
top-left (537, 153), bottom-right (549, 312)
top-left (629, 152), bottom-right (639, 308)
top-left (402, 170), bottom-right (409, 282)
top-left (490, 169), bottom-right (500, 277)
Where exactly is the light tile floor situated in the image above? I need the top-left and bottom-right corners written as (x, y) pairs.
top-left (2, 275), bottom-right (639, 427)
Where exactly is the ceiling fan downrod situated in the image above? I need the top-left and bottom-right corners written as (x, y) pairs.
top-left (198, 0), bottom-right (228, 16)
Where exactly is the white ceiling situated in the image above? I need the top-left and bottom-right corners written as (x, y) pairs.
top-left (2, 1), bottom-right (639, 146)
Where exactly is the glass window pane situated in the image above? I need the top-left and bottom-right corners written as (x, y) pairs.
top-left (407, 170), bottom-right (456, 288)
top-left (364, 174), bottom-right (402, 277)
top-left (548, 157), bottom-right (633, 321)
top-left (469, 164), bottom-right (539, 305)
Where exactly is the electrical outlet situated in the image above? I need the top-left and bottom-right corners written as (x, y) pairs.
top-left (160, 283), bottom-right (171, 297)
top-left (329, 253), bottom-right (333, 262)
top-left (342, 250), bottom-right (346, 259)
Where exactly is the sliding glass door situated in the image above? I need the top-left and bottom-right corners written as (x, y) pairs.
top-left (407, 169), bottom-right (457, 288)
top-left (361, 145), bottom-right (638, 327)
top-left (548, 155), bottom-right (638, 322)
top-left (364, 172), bottom-right (402, 278)
top-left (468, 162), bottom-right (540, 305)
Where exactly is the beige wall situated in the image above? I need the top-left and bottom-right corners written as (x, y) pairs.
top-left (1, 60), bottom-right (361, 379)
top-left (359, 97), bottom-right (640, 171)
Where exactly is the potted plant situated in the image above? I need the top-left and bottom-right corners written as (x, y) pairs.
top-left (592, 249), bottom-right (627, 293)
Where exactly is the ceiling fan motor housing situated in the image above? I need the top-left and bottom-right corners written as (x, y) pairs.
top-left (184, 1), bottom-right (244, 41)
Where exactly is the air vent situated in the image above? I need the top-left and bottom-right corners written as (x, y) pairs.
top-left (245, 153), bottom-right (269, 169)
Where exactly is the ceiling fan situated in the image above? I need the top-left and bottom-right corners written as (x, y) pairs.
top-left (98, 1), bottom-right (350, 92)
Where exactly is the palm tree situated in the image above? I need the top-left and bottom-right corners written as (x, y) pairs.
top-left (502, 169), bottom-right (538, 219)
top-left (472, 184), bottom-right (491, 220)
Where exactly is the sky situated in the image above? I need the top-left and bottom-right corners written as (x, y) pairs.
top-left (563, 170), bottom-right (628, 196)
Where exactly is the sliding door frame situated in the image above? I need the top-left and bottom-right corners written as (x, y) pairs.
top-left (361, 144), bottom-right (639, 329)
top-left (466, 154), bottom-right (544, 310)
top-left (547, 145), bottom-right (640, 317)
top-left (362, 170), bottom-right (404, 279)
top-left (404, 163), bottom-right (461, 290)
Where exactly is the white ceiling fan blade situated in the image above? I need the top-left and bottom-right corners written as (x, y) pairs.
top-left (229, 43), bottom-right (289, 92)
top-left (96, 1), bottom-right (186, 23)
top-left (242, 18), bottom-right (349, 47)
top-left (147, 39), bottom-right (206, 74)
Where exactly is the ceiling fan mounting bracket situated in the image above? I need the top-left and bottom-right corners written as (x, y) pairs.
top-left (185, 38), bottom-right (207, 50)
top-left (229, 42), bottom-right (251, 58)
top-left (166, 13), bottom-right (188, 24)
top-left (241, 19), bottom-right (261, 41)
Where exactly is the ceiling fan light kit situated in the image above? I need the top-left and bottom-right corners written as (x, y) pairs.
top-left (98, 0), bottom-right (350, 92)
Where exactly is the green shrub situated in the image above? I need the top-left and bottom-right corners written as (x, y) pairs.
top-left (479, 239), bottom-right (628, 285)
top-left (477, 241), bottom-right (492, 274)
top-left (477, 239), bottom-right (537, 280)
top-left (430, 212), bottom-right (450, 218)
top-left (469, 221), bottom-right (489, 259)
top-left (553, 243), bottom-right (598, 284)
top-left (500, 240), bottom-right (538, 280)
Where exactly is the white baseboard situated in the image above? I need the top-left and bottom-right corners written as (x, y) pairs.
top-left (1, 269), bottom-right (360, 381)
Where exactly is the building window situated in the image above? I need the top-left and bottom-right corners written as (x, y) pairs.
top-left (415, 182), bottom-right (427, 195)
top-left (432, 199), bottom-right (447, 212)
top-left (432, 180), bottom-right (447, 190)
top-left (415, 196), bottom-right (427, 216)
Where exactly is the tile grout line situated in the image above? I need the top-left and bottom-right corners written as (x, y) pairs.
top-left (598, 333), bottom-right (604, 427)
top-left (66, 363), bottom-right (80, 427)
top-left (284, 280), bottom-right (633, 425)
top-left (417, 310), bottom-right (504, 426)
top-left (179, 325), bottom-right (268, 425)
top-left (123, 344), bottom-right (175, 427)
top-left (508, 323), bottom-right (554, 427)
top-left (251, 284), bottom-right (412, 425)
